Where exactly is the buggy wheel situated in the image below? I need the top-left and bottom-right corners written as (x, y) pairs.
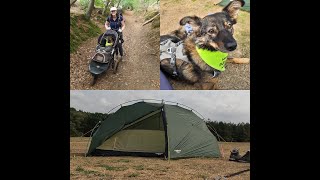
top-left (90, 75), bottom-right (98, 86)
top-left (113, 59), bottom-right (119, 74)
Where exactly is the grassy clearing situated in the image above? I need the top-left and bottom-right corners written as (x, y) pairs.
top-left (71, 138), bottom-right (250, 179)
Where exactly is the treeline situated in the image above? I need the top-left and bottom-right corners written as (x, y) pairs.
top-left (70, 107), bottom-right (108, 136)
top-left (70, 108), bottom-right (250, 142)
top-left (206, 121), bottom-right (250, 142)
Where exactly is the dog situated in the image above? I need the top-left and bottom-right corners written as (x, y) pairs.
top-left (160, 0), bottom-right (246, 90)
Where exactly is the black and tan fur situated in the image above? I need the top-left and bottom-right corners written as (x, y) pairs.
top-left (160, 0), bottom-right (245, 90)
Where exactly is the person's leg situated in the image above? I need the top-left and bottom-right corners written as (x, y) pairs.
top-left (118, 43), bottom-right (123, 57)
top-left (120, 32), bottom-right (124, 43)
top-left (115, 46), bottom-right (119, 56)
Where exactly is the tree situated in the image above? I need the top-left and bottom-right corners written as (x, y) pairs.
top-left (85, 0), bottom-right (95, 19)
top-left (70, 0), bottom-right (78, 6)
top-left (116, 0), bottom-right (122, 8)
top-left (103, 0), bottom-right (110, 15)
top-left (205, 121), bottom-right (250, 142)
top-left (70, 107), bottom-right (109, 137)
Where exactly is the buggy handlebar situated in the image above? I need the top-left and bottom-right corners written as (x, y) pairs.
top-left (98, 29), bottom-right (119, 48)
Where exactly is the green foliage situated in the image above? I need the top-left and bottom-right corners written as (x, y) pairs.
top-left (79, 0), bottom-right (90, 10)
top-left (70, 107), bottom-right (108, 136)
top-left (80, 0), bottom-right (105, 10)
top-left (95, 0), bottom-right (104, 8)
top-left (121, 0), bottom-right (158, 11)
top-left (206, 121), bottom-right (250, 142)
top-left (70, 15), bottom-right (101, 53)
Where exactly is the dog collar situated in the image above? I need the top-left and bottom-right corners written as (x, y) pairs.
top-left (195, 46), bottom-right (228, 71)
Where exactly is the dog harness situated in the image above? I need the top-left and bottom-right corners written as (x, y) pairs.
top-left (160, 38), bottom-right (228, 77)
top-left (160, 39), bottom-right (188, 76)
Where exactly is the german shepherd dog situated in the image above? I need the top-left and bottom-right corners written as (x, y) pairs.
top-left (160, 0), bottom-right (246, 90)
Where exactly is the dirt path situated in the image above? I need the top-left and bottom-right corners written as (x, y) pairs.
top-left (70, 11), bottom-right (160, 90)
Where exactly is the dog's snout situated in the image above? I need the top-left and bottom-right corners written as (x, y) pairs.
top-left (225, 42), bottom-right (237, 51)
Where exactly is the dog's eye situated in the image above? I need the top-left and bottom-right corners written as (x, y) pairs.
top-left (208, 29), bottom-right (215, 34)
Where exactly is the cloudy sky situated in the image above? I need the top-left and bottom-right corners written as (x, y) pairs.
top-left (70, 90), bottom-right (250, 123)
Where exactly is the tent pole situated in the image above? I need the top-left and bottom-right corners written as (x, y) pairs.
top-left (85, 121), bottom-right (101, 156)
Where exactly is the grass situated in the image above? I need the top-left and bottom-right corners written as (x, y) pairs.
top-left (99, 164), bottom-right (128, 171)
top-left (233, 11), bottom-right (250, 58)
top-left (133, 165), bottom-right (144, 170)
top-left (70, 14), bottom-right (101, 53)
top-left (71, 138), bottom-right (250, 180)
top-left (128, 173), bottom-right (139, 177)
top-left (75, 166), bottom-right (85, 172)
top-left (204, 3), bottom-right (214, 10)
top-left (75, 166), bottom-right (97, 175)
top-left (116, 159), bottom-right (130, 163)
top-left (160, 168), bottom-right (168, 172)
top-left (198, 173), bottom-right (209, 179)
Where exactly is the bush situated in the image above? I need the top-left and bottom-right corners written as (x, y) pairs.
top-left (79, 0), bottom-right (90, 10)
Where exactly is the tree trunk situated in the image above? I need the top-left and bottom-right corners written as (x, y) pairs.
top-left (70, 0), bottom-right (77, 6)
top-left (85, 0), bottom-right (95, 20)
top-left (116, 0), bottom-right (122, 8)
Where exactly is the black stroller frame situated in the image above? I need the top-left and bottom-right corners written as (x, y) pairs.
top-left (88, 30), bottom-right (119, 86)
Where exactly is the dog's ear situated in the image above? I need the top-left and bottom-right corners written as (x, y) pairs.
top-left (179, 16), bottom-right (202, 27)
top-left (222, 0), bottom-right (245, 23)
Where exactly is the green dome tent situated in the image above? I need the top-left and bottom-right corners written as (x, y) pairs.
top-left (86, 100), bottom-right (221, 159)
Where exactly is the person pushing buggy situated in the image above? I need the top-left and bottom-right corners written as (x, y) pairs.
top-left (104, 7), bottom-right (125, 61)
